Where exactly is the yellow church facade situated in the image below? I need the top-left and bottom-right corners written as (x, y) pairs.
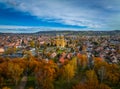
top-left (54, 35), bottom-right (66, 47)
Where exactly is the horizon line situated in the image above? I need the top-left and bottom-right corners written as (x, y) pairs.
top-left (0, 25), bottom-right (119, 33)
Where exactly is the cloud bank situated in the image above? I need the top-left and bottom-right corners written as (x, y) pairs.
top-left (0, 0), bottom-right (120, 30)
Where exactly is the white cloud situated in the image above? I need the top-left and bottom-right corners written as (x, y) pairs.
top-left (0, 25), bottom-right (106, 33)
top-left (0, 0), bottom-right (120, 30)
top-left (0, 25), bottom-right (33, 29)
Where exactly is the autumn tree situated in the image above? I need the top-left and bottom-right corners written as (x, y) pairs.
top-left (94, 60), bottom-right (107, 83)
top-left (63, 64), bottom-right (75, 83)
top-left (94, 60), bottom-right (120, 85)
top-left (73, 70), bottom-right (111, 89)
top-left (59, 57), bottom-right (77, 83)
top-left (34, 60), bottom-right (58, 89)
top-left (8, 62), bottom-right (24, 85)
top-left (77, 53), bottom-right (88, 68)
top-left (105, 64), bottom-right (120, 84)
top-left (0, 59), bottom-right (25, 86)
top-left (85, 70), bottom-right (99, 88)
top-left (69, 57), bottom-right (77, 71)
top-left (73, 83), bottom-right (111, 89)
top-left (2, 86), bottom-right (11, 89)
top-left (28, 87), bottom-right (34, 89)
top-left (0, 61), bottom-right (11, 86)
top-left (28, 57), bottom-right (39, 74)
top-left (0, 64), bottom-right (4, 87)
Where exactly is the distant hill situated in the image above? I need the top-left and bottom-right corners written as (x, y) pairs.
top-left (35, 30), bottom-right (120, 36)
top-left (0, 30), bottom-right (120, 36)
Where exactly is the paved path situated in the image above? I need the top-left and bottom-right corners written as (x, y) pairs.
top-left (15, 76), bottom-right (28, 89)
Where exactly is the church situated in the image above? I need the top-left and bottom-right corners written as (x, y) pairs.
top-left (54, 35), bottom-right (66, 47)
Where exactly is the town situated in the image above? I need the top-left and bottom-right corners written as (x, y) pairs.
top-left (0, 0), bottom-right (120, 89)
top-left (0, 31), bottom-right (120, 89)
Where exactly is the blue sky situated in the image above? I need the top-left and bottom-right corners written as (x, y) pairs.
top-left (0, 0), bottom-right (120, 33)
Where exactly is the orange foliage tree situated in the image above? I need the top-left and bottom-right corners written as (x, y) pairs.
top-left (105, 64), bottom-right (120, 84)
top-left (73, 70), bottom-right (111, 89)
top-left (94, 60), bottom-right (120, 84)
top-left (34, 60), bottom-right (58, 89)
top-left (8, 62), bottom-right (24, 85)
top-left (77, 53), bottom-right (88, 68)
top-left (0, 58), bottom-right (26, 86)
top-left (59, 57), bottom-right (77, 83)
top-left (2, 86), bottom-right (11, 89)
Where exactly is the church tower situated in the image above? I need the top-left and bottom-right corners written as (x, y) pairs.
top-left (55, 35), bottom-right (66, 47)
top-left (61, 35), bottom-right (65, 47)
top-left (56, 35), bottom-right (60, 47)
